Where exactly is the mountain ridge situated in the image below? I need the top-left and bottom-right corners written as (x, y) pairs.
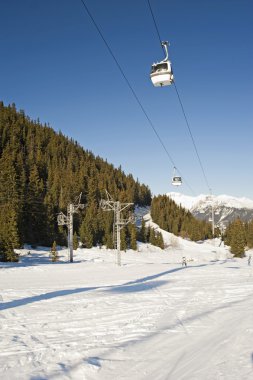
top-left (167, 192), bottom-right (253, 229)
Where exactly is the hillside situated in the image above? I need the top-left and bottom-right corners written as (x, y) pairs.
top-left (0, 102), bottom-right (151, 259)
top-left (151, 194), bottom-right (213, 241)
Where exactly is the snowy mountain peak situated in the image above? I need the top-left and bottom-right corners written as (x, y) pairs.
top-left (167, 192), bottom-right (253, 228)
top-left (167, 192), bottom-right (253, 211)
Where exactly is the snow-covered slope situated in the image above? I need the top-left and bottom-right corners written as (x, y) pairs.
top-left (1, 245), bottom-right (253, 380)
top-left (167, 192), bottom-right (253, 228)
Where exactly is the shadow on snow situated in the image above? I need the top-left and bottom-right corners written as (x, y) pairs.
top-left (0, 263), bottom-right (215, 311)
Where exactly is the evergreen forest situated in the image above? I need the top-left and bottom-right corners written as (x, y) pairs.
top-left (151, 195), bottom-right (215, 241)
top-left (0, 102), bottom-right (151, 261)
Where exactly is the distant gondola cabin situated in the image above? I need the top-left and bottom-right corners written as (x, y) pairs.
top-left (172, 176), bottom-right (182, 186)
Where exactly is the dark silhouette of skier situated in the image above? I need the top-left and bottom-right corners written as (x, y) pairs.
top-left (182, 257), bottom-right (187, 267)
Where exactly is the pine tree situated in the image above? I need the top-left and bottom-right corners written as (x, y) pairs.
top-left (6, 247), bottom-right (19, 262)
top-left (79, 218), bottom-right (93, 248)
top-left (102, 212), bottom-right (114, 249)
top-left (229, 219), bottom-right (246, 257)
top-left (157, 231), bottom-right (165, 249)
top-left (73, 231), bottom-right (79, 250)
top-left (50, 241), bottom-right (58, 262)
top-left (0, 147), bottom-right (21, 261)
top-left (149, 228), bottom-right (156, 245)
top-left (129, 224), bottom-right (137, 250)
top-left (146, 226), bottom-right (151, 243)
top-left (120, 228), bottom-right (127, 251)
top-left (245, 221), bottom-right (253, 248)
top-left (24, 164), bottom-right (47, 245)
top-left (138, 218), bottom-right (147, 242)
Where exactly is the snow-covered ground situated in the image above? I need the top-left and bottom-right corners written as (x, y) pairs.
top-left (1, 241), bottom-right (253, 380)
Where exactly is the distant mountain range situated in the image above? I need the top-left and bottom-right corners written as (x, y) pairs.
top-left (167, 192), bottom-right (253, 230)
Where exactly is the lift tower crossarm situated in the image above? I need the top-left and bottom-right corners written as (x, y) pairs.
top-left (57, 193), bottom-right (85, 263)
top-left (100, 191), bottom-right (134, 266)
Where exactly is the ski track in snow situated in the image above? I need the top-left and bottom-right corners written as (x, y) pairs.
top-left (0, 245), bottom-right (253, 380)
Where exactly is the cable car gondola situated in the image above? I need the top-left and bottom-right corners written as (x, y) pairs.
top-left (172, 167), bottom-right (182, 186)
top-left (150, 41), bottom-right (174, 87)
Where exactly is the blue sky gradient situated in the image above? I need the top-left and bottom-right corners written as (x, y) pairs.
top-left (0, 0), bottom-right (252, 198)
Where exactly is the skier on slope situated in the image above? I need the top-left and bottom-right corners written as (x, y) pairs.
top-left (248, 254), bottom-right (251, 266)
top-left (182, 256), bottom-right (187, 267)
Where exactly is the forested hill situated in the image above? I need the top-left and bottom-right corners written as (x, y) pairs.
top-left (0, 102), bottom-right (151, 259)
top-left (151, 195), bottom-right (215, 241)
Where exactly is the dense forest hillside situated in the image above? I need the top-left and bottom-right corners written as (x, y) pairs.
top-left (0, 102), bottom-right (151, 260)
top-left (151, 195), bottom-right (215, 241)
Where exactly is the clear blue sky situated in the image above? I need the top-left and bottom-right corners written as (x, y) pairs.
top-left (0, 0), bottom-right (252, 198)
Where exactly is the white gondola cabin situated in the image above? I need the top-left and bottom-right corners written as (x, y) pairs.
top-left (172, 176), bottom-right (182, 186)
top-left (172, 167), bottom-right (182, 186)
top-left (150, 41), bottom-right (174, 87)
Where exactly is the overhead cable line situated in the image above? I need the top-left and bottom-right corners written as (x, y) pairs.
top-left (147, 0), bottom-right (211, 193)
top-left (147, 0), bottom-right (163, 47)
top-left (79, 0), bottom-right (195, 195)
top-left (173, 82), bottom-right (211, 191)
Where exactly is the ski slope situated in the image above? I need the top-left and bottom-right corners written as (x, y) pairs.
top-left (1, 242), bottom-right (253, 380)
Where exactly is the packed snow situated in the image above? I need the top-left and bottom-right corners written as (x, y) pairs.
top-left (1, 239), bottom-right (253, 380)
